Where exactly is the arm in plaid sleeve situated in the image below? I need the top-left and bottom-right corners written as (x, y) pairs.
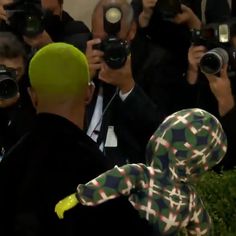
top-left (54, 163), bottom-right (150, 219)
top-left (76, 163), bottom-right (150, 206)
top-left (186, 195), bottom-right (212, 236)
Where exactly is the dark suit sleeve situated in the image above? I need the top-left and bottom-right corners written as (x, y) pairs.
top-left (131, 0), bottom-right (143, 20)
top-left (218, 105), bottom-right (236, 169)
top-left (63, 21), bottom-right (92, 53)
top-left (206, 0), bottom-right (231, 23)
top-left (113, 84), bottom-right (164, 164)
top-left (221, 105), bottom-right (236, 136)
top-left (122, 84), bottom-right (163, 131)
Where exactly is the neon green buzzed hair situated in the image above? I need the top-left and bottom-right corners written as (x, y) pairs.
top-left (29, 42), bottom-right (89, 99)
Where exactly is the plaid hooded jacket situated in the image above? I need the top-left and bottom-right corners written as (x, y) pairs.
top-left (76, 108), bottom-right (227, 235)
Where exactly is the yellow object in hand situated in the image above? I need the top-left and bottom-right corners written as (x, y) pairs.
top-left (55, 193), bottom-right (79, 219)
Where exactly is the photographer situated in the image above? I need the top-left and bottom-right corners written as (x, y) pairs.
top-left (186, 38), bottom-right (236, 170)
top-left (85, 0), bottom-right (163, 168)
top-left (0, 32), bottom-right (35, 160)
top-left (0, 0), bottom-right (90, 51)
top-left (130, 0), bottom-right (202, 116)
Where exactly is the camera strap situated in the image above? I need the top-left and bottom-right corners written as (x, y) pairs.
top-left (87, 86), bottom-right (118, 147)
top-left (201, 0), bottom-right (207, 25)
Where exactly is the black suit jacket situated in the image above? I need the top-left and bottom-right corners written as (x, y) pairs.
top-left (86, 81), bottom-right (163, 168)
top-left (0, 113), bottom-right (153, 236)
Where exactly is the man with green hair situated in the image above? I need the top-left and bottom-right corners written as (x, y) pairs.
top-left (0, 42), bottom-right (152, 236)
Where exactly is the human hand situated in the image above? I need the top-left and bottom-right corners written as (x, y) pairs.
top-left (55, 193), bottom-right (79, 219)
top-left (86, 38), bottom-right (104, 80)
top-left (23, 30), bottom-right (53, 49)
top-left (204, 64), bottom-right (235, 116)
top-left (0, 92), bottom-right (20, 108)
top-left (98, 55), bottom-right (135, 93)
top-left (142, 0), bottom-right (157, 13)
top-left (173, 4), bottom-right (201, 29)
top-left (186, 45), bottom-right (206, 84)
top-left (188, 45), bottom-right (206, 71)
top-left (0, 4), bottom-right (7, 21)
top-left (139, 0), bottom-right (157, 27)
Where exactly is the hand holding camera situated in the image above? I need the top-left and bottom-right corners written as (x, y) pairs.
top-left (98, 54), bottom-right (135, 93)
top-left (3, 0), bottom-right (44, 37)
top-left (86, 5), bottom-right (133, 92)
top-left (0, 92), bottom-right (20, 108)
top-left (190, 23), bottom-right (236, 76)
top-left (23, 30), bottom-right (52, 49)
top-left (86, 38), bottom-right (104, 80)
top-left (173, 4), bottom-right (201, 29)
top-left (188, 45), bottom-right (206, 70)
top-left (138, 0), bottom-right (157, 27)
top-left (142, 0), bottom-right (157, 12)
top-left (0, 4), bottom-right (8, 21)
top-left (204, 64), bottom-right (235, 116)
top-left (187, 45), bottom-right (206, 84)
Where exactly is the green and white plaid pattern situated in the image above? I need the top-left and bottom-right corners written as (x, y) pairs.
top-left (76, 108), bottom-right (227, 235)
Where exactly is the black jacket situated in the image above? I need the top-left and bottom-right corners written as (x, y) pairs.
top-left (218, 105), bottom-right (236, 170)
top-left (131, 0), bottom-right (193, 116)
top-left (86, 81), bottom-right (163, 168)
top-left (0, 113), bottom-right (153, 236)
top-left (44, 10), bottom-right (91, 52)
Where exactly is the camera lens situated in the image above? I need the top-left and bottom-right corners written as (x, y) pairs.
top-left (0, 77), bottom-right (18, 99)
top-left (24, 15), bottom-right (43, 37)
top-left (200, 48), bottom-right (229, 75)
top-left (102, 38), bottom-right (130, 69)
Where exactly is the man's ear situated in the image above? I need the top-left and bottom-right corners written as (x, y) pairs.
top-left (127, 21), bottom-right (137, 41)
top-left (85, 82), bottom-right (95, 105)
top-left (27, 87), bottom-right (38, 109)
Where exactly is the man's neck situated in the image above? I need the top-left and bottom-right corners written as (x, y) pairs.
top-left (36, 105), bottom-right (85, 130)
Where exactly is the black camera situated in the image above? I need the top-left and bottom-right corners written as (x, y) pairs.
top-left (191, 23), bottom-right (234, 75)
top-left (0, 65), bottom-right (18, 100)
top-left (154, 0), bottom-right (182, 20)
top-left (3, 0), bottom-right (44, 37)
top-left (94, 5), bottom-right (130, 69)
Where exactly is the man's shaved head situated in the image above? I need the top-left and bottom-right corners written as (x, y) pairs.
top-left (29, 42), bottom-right (89, 102)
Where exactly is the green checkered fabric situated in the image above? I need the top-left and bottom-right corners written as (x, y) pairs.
top-left (76, 108), bottom-right (227, 235)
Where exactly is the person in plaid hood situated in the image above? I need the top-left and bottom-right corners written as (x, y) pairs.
top-left (55, 108), bottom-right (227, 235)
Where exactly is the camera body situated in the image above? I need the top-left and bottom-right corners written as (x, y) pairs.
top-left (95, 37), bottom-right (130, 70)
top-left (191, 23), bottom-right (234, 75)
top-left (0, 65), bottom-right (18, 100)
top-left (154, 0), bottom-right (182, 20)
top-left (3, 0), bottom-right (44, 37)
top-left (94, 5), bottom-right (130, 69)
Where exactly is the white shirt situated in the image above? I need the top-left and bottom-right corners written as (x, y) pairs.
top-left (87, 86), bottom-right (134, 152)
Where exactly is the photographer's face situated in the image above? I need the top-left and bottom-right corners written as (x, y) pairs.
top-left (0, 56), bottom-right (25, 81)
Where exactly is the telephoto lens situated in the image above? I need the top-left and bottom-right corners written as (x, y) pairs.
top-left (200, 47), bottom-right (229, 75)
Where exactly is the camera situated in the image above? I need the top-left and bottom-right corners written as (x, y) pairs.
top-left (154, 0), bottom-right (182, 20)
top-left (191, 23), bottom-right (235, 75)
top-left (96, 36), bottom-right (130, 70)
top-left (199, 48), bottom-right (229, 75)
top-left (0, 65), bottom-right (18, 100)
top-left (3, 0), bottom-right (44, 37)
top-left (94, 5), bottom-right (130, 69)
